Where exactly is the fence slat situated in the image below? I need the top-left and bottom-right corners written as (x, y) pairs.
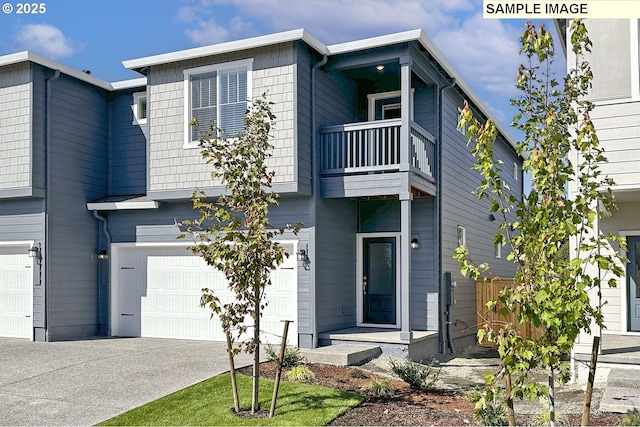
top-left (475, 278), bottom-right (544, 347)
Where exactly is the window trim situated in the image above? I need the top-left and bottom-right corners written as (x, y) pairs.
top-left (367, 90), bottom-right (414, 121)
top-left (457, 106), bottom-right (467, 135)
top-left (132, 91), bottom-right (147, 125)
top-left (183, 58), bottom-right (253, 148)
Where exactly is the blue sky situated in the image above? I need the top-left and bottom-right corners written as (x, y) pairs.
top-left (0, 0), bottom-right (564, 142)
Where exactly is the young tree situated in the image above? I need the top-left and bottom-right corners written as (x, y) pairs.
top-left (181, 94), bottom-right (300, 414)
top-left (455, 20), bottom-right (626, 426)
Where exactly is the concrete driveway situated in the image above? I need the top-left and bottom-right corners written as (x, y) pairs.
top-left (0, 337), bottom-right (254, 426)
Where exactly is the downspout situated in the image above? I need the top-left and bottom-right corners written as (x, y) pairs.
top-left (93, 210), bottom-right (111, 334)
top-left (437, 78), bottom-right (456, 355)
top-left (310, 53), bottom-right (328, 349)
top-left (45, 69), bottom-right (60, 340)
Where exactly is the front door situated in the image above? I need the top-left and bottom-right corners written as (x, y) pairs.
top-left (360, 236), bottom-right (398, 326)
top-left (628, 236), bottom-right (640, 331)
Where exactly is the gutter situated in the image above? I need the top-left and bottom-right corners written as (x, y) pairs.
top-left (438, 78), bottom-right (456, 355)
top-left (310, 53), bottom-right (328, 349)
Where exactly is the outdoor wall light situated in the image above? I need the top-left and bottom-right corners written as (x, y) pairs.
top-left (27, 243), bottom-right (40, 259)
top-left (97, 250), bottom-right (109, 260)
top-left (296, 248), bottom-right (307, 262)
top-left (489, 214), bottom-right (496, 222)
top-left (411, 237), bottom-right (420, 250)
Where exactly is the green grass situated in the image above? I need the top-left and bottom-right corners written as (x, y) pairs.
top-left (97, 373), bottom-right (364, 426)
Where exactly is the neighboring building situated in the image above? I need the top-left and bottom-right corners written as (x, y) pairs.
top-left (0, 29), bottom-right (521, 359)
top-left (556, 19), bottom-right (640, 363)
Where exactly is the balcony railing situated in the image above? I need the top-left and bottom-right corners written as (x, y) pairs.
top-left (320, 119), bottom-right (435, 179)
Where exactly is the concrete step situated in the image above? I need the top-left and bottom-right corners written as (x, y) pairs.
top-left (599, 368), bottom-right (640, 413)
top-left (301, 344), bottom-right (382, 366)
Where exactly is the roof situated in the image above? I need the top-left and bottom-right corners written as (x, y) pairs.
top-left (86, 195), bottom-right (158, 211)
top-left (0, 51), bottom-right (147, 91)
top-left (123, 28), bottom-right (516, 150)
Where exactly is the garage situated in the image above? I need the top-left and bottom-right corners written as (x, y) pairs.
top-left (0, 244), bottom-right (33, 339)
top-left (111, 243), bottom-right (298, 345)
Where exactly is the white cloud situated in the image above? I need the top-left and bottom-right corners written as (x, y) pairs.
top-left (14, 24), bottom-right (81, 59)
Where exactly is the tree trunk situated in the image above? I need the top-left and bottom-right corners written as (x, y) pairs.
top-left (582, 336), bottom-right (600, 426)
top-left (549, 367), bottom-right (555, 427)
top-left (225, 330), bottom-right (240, 413)
top-left (505, 373), bottom-right (516, 427)
top-left (269, 320), bottom-right (291, 418)
top-left (251, 284), bottom-right (261, 414)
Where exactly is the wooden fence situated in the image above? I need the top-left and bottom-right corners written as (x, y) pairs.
top-left (475, 278), bottom-right (545, 347)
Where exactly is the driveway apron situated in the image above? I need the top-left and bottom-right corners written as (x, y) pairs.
top-left (0, 337), bottom-right (252, 426)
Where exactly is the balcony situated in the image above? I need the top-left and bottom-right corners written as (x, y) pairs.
top-left (319, 119), bottom-right (437, 198)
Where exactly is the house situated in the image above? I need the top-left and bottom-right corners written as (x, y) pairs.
top-left (555, 19), bottom-right (640, 367)
top-left (0, 29), bottom-right (522, 360)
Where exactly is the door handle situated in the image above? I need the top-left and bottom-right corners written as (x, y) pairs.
top-left (363, 275), bottom-right (368, 295)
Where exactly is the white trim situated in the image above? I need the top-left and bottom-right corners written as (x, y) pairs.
top-left (620, 231), bottom-right (640, 332)
top-left (123, 29), bottom-right (327, 71)
top-left (356, 232), bottom-right (402, 329)
top-left (457, 225), bottom-right (467, 246)
top-left (183, 58), bottom-right (253, 147)
top-left (367, 90), bottom-right (414, 121)
top-left (111, 78), bottom-right (147, 90)
top-left (86, 200), bottom-right (158, 211)
top-left (630, 19), bottom-right (639, 97)
top-left (132, 91), bottom-right (147, 126)
top-left (0, 240), bottom-right (35, 341)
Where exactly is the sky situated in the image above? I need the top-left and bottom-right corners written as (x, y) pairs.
top-left (0, 0), bottom-right (565, 143)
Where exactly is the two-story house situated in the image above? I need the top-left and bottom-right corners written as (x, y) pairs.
top-left (556, 19), bottom-right (640, 366)
top-left (0, 29), bottom-right (522, 360)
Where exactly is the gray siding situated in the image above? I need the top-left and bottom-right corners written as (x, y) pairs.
top-left (294, 42), bottom-right (315, 195)
top-left (147, 43), bottom-right (298, 196)
top-left (110, 88), bottom-right (147, 195)
top-left (46, 71), bottom-right (109, 340)
top-left (315, 198), bottom-right (357, 332)
top-left (440, 88), bottom-right (521, 344)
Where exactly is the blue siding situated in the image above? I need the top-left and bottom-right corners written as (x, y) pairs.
top-left (110, 88), bottom-right (147, 195)
top-left (46, 71), bottom-right (109, 340)
top-left (440, 88), bottom-right (521, 344)
top-left (315, 198), bottom-right (357, 332)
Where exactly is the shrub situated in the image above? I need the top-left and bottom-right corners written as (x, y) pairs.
top-left (362, 379), bottom-right (394, 399)
top-left (619, 412), bottom-right (640, 426)
top-left (348, 368), bottom-right (369, 379)
top-left (466, 387), bottom-right (508, 426)
top-left (532, 410), bottom-right (569, 427)
top-left (285, 365), bottom-right (315, 383)
top-left (389, 358), bottom-right (440, 391)
top-left (265, 343), bottom-right (305, 368)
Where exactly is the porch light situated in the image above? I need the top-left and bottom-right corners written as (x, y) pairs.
top-left (27, 243), bottom-right (41, 259)
top-left (297, 248), bottom-right (308, 262)
top-left (376, 64), bottom-right (385, 71)
top-left (411, 237), bottom-right (419, 250)
top-left (489, 214), bottom-right (496, 222)
top-left (97, 250), bottom-right (109, 260)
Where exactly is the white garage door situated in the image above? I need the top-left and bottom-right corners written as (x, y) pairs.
top-left (0, 245), bottom-right (33, 339)
top-left (113, 244), bottom-right (298, 345)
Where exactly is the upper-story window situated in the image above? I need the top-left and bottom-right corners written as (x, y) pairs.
top-left (132, 91), bottom-right (147, 125)
top-left (457, 106), bottom-right (467, 136)
top-left (184, 58), bottom-right (252, 146)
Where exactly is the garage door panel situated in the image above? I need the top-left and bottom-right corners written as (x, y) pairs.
top-left (116, 245), bottom-right (297, 345)
top-left (0, 249), bottom-right (32, 339)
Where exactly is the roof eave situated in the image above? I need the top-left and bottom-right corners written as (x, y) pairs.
top-left (122, 28), bottom-right (329, 72)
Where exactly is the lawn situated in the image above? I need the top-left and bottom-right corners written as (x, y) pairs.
top-left (98, 373), bottom-right (364, 426)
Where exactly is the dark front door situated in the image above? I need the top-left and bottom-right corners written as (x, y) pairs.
top-left (362, 237), bottom-right (396, 325)
top-left (628, 236), bottom-right (640, 331)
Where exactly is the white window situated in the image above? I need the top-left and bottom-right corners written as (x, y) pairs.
top-left (457, 225), bottom-right (466, 246)
top-left (367, 90), bottom-right (414, 121)
top-left (184, 58), bottom-right (252, 147)
top-left (513, 162), bottom-right (519, 181)
top-left (132, 92), bottom-right (147, 125)
top-left (495, 243), bottom-right (502, 259)
top-left (457, 107), bottom-right (467, 135)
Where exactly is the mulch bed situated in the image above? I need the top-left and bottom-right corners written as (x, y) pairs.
top-left (237, 361), bottom-right (625, 426)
